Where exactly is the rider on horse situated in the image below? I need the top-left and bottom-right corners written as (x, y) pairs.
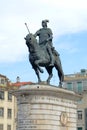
top-left (34, 19), bottom-right (58, 66)
top-left (25, 21), bottom-right (64, 86)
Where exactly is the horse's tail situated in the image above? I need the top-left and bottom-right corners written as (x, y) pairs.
top-left (54, 54), bottom-right (64, 82)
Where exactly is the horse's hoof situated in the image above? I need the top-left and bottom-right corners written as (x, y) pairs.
top-left (59, 82), bottom-right (62, 88)
top-left (46, 80), bottom-right (50, 84)
top-left (38, 81), bottom-right (41, 83)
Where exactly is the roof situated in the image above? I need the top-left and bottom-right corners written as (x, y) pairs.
top-left (0, 81), bottom-right (33, 90)
top-left (12, 81), bottom-right (33, 87)
top-left (64, 74), bottom-right (87, 81)
top-left (0, 74), bottom-right (9, 79)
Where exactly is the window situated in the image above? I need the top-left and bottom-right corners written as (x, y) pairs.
top-left (7, 125), bottom-right (11, 130)
top-left (0, 108), bottom-right (4, 117)
top-left (8, 92), bottom-right (12, 101)
top-left (81, 69), bottom-right (86, 75)
top-left (7, 109), bottom-right (12, 119)
top-left (67, 82), bottom-right (73, 90)
top-left (77, 110), bottom-right (82, 120)
top-left (77, 82), bottom-right (82, 93)
top-left (77, 127), bottom-right (82, 130)
top-left (1, 79), bottom-right (4, 84)
top-left (0, 124), bottom-right (3, 130)
top-left (78, 99), bottom-right (82, 104)
top-left (0, 91), bottom-right (4, 100)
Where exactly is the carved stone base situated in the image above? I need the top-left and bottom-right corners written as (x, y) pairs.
top-left (13, 84), bottom-right (81, 130)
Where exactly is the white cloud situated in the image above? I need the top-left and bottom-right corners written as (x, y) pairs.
top-left (0, 39), bottom-right (27, 63)
top-left (57, 42), bottom-right (79, 54)
top-left (0, 0), bottom-right (87, 63)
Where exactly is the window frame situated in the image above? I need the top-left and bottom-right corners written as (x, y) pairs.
top-left (77, 110), bottom-right (83, 120)
top-left (77, 82), bottom-right (83, 93)
top-left (8, 92), bottom-right (12, 101)
top-left (67, 82), bottom-right (73, 91)
top-left (0, 91), bottom-right (4, 100)
top-left (1, 79), bottom-right (5, 84)
top-left (7, 125), bottom-right (11, 130)
top-left (7, 109), bottom-right (12, 119)
top-left (0, 108), bottom-right (4, 117)
top-left (0, 124), bottom-right (3, 130)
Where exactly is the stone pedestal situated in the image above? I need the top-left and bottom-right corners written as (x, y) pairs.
top-left (13, 84), bottom-right (81, 130)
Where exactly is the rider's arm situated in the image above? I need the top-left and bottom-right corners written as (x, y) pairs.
top-left (34, 29), bottom-right (40, 37)
top-left (46, 28), bottom-right (53, 42)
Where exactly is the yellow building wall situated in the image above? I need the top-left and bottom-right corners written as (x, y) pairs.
top-left (0, 90), bottom-right (17, 130)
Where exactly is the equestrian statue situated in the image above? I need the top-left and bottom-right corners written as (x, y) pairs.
top-left (24, 20), bottom-right (64, 87)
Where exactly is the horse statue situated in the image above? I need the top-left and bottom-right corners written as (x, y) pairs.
top-left (24, 33), bottom-right (64, 87)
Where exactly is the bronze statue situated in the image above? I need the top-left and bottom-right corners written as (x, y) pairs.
top-left (24, 21), bottom-right (64, 87)
top-left (34, 20), bottom-right (54, 66)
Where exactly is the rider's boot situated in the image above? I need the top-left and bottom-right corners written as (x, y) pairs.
top-left (49, 56), bottom-right (54, 66)
top-left (49, 61), bottom-right (54, 66)
top-left (47, 46), bottom-right (54, 66)
top-left (49, 51), bottom-right (54, 66)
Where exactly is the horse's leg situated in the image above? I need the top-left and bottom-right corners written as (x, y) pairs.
top-left (36, 70), bottom-right (42, 83)
top-left (32, 65), bottom-right (42, 83)
top-left (35, 59), bottom-right (53, 84)
top-left (58, 70), bottom-right (63, 87)
top-left (35, 60), bottom-right (44, 73)
top-left (45, 66), bottom-right (53, 84)
top-left (55, 64), bottom-right (64, 87)
top-left (54, 56), bottom-right (64, 87)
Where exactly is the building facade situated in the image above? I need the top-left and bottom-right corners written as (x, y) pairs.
top-left (0, 74), bottom-right (17, 130)
top-left (0, 74), bottom-right (33, 130)
top-left (0, 90), bottom-right (17, 130)
top-left (64, 69), bottom-right (87, 130)
top-left (77, 91), bottom-right (87, 130)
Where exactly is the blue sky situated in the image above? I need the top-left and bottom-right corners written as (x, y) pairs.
top-left (0, 0), bottom-right (87, 86)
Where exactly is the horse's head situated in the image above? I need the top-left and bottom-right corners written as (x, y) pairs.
top-left (24, 33), bottom-right (37, 45)
top-left (24, 33), bottom-right (38, 53)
